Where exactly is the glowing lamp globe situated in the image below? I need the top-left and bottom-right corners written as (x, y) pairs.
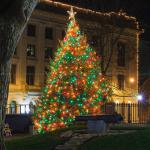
top-left (137, 94), bottom-right (143, 101)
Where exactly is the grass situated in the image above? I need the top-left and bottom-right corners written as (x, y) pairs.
top-left (110, 125), bottom-right (148, 130)
top-left (6, 124), bottom-right (150, 150)
top-left (79, 128), bottom-right (150, 150)
top-left (6, 132), bottom-right (63, 150)
top-left (5, 124), bottom-right (85, 150)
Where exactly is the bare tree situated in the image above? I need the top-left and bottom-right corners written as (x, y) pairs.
top-left (0, 0), bottom-right (38, 149)
top-left (96, 23), bottom-right (123, 75)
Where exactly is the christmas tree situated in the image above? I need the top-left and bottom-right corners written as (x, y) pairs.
top-left (33, 7), bottom-right (112, 133)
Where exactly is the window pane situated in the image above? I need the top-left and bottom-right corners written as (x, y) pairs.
top-left (11, 64), bottom-right (16, 84)
top-left (27, 24), bottom-right (36, 36)
top-left (45, 47), bottom-right (53, 59)
top-left (62, 30), bottom-right (65, 39)
top-left (117, 42), bottom-right (126, 67)
top-left (26, 66), bottom-right (35, 85)
top-left (10, 101), bottom-right (17, 114)
top-left (45, 27), bottom-right (53, 39)
top-left (44, 67), bottom-right (49, 84)
top-left (117, 75), bottom-right (125, 90)
top-left (27, 44), bottom-right (36, 57)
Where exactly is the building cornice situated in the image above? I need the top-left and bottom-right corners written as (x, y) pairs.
top-left (38, 0), bottom-right (140, 30)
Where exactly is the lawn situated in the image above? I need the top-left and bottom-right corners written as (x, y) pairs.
top-left (5, 125), bottom-right (150, 150)
top-left (6, 132), bottom-right (63, 150)
top-left (79, 128), bottom-right (150, 150)
top-left (5, 125), bottom-right (84, 150)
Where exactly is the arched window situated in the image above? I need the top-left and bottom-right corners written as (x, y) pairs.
top-left (10, 101), bottom-right (17, 114)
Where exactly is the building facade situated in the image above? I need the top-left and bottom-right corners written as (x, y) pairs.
top-left (8, 4), bottom-right (140, 114)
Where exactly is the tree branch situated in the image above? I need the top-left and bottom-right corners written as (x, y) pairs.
top-left (103, 28), bottom-right (124, 74)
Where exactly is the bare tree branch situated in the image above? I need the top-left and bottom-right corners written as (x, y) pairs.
top-left (103, 28), bottom-right (124, 74)
top-left (96, 23), bottom-right (124, 75)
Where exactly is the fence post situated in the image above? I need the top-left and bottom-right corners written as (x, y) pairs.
top-left (128, 103), bottom-right (131, 123)
top-left (25, 105), bottom-right (27, 114)
top-left (20, 105), bottom-right (21, 114)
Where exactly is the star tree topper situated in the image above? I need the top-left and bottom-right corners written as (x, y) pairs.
top-left (67, 7), bottom-right (77, 19)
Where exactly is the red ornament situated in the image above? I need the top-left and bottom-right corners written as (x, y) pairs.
top-left (70, 47), bottom-right (74, 51)
top-left (103, 93), bottom-right (107, 97)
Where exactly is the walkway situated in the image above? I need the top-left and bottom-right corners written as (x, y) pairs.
top-left (55, 129), bottom-right (135, 150)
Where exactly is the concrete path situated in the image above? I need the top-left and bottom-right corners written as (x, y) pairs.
top-left (56, 132), bottom-right (96, 150)
top-left (55, 130), bottom-right (136, 150)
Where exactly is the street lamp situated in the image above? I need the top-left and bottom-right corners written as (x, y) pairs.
top-left (129, 77), bottom-right (135, 84)
top-left (137, 94), bottom-right (143, 101)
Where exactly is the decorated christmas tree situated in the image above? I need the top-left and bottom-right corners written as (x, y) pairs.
top-left (33, 7), bottom-right (112, 133)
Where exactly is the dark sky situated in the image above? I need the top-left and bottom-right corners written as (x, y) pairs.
top-left (118, 0), bottom-right (150, 40)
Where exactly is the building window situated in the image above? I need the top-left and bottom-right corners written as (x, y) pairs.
top-left (62, 30), bottom-right (65, 39)
top-left (91, 36), bottom-right (98, 47)
top-left (27, 44), bottom-right (36, 57)
top-left (117, 75), bottom-right (125, 90)
top-left (27, 24), bottom-right (36, 37)
top-left (10, 101), bottom-right (17, 114)
top-left (26, 66), bottom-right (35, 85)
top-left (45, 27), bottom-right (53, 40)
top-left (117, 42), bottom-right (126, 67)
top-left (45, 47), bottom-right (53, 59)
top-left (11, 64), bottom-right (16, 84)
top-left (44, 67), bottom-right (49, 84)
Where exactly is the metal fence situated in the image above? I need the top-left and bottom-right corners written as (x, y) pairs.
top-left (5, 102), bottom-right (150, 124)
top-left (6, 104), bottom-right (35, 115)
top-left (103, 102), bottom-right (150, 124)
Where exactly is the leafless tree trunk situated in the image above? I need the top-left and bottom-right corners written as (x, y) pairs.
top-left (97, 24), bottom-right (123, 75)
top-left (0, 1), bottom-right (38, 149)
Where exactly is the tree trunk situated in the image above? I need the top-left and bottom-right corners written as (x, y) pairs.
top-left (0, 1), bottom-right (38, 149)
top-left (0, 62), bottom-right (10, 150)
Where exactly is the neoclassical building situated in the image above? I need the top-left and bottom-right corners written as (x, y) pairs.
top-left (8, 2), bottom-right (140, 114)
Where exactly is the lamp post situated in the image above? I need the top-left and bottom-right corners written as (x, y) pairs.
top-left (128, 77), bottom-right (135, 101)
top-left (127, 77), bottom-right (135, 123)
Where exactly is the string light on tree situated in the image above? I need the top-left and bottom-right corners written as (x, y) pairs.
top-left (33, 7), bottom-right (112, 133)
